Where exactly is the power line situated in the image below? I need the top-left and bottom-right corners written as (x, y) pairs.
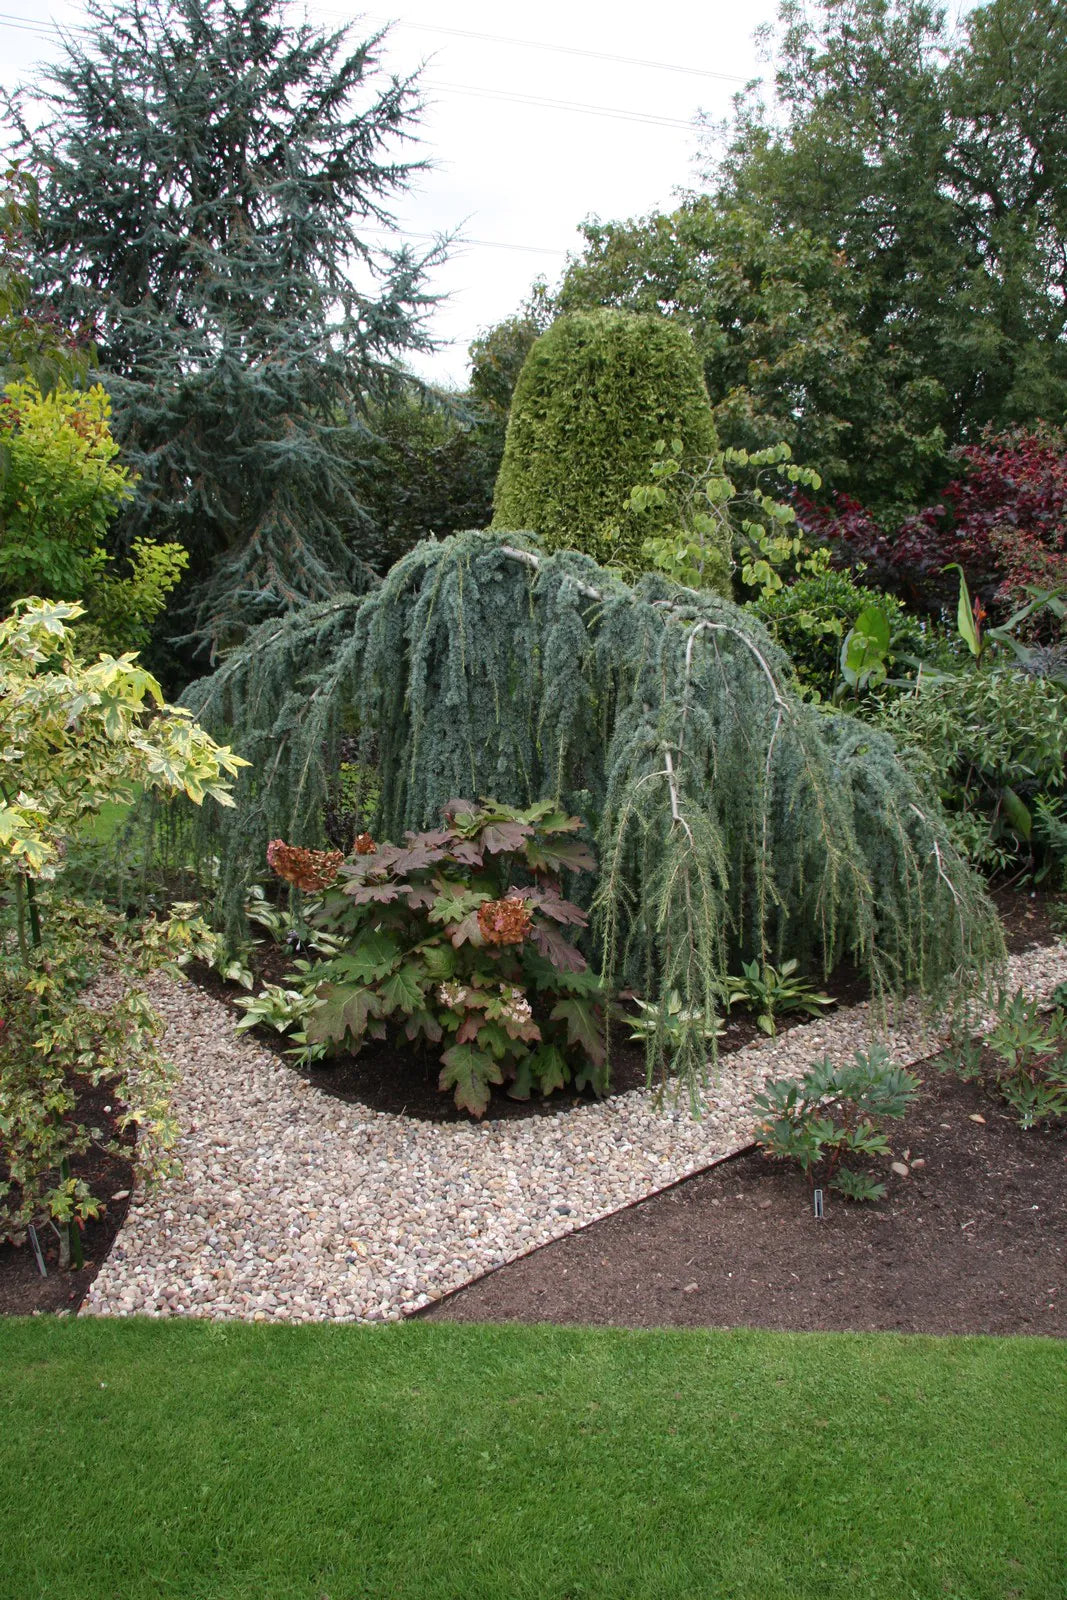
top-left (424, 78), bottom-right (696, 132)
top-left (343, 12), bottom-right (748, 86)
top-left (0, 17), bottom-right (704, 135)
top-left (366, 226), bottom-right (568, 259)
top-left (0, 7), bottom-right (745, 92)
top-left (0, 11), bottom-right (59, 38)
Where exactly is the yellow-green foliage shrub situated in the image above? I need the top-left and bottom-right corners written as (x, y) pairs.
top-left (492, 309), bottom-right (730, 591)
top-left (0, 379), bottom-right (186, 651)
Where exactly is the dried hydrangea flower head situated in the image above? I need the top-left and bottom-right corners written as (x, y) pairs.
top-left (266, 839), bottom-right (343, 892)
top-left (353, 832), bottom-right (377, 855)
top-left (477, 895), bottom-right (532, 946)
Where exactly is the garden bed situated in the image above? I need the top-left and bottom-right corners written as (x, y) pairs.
top-left (187, 945), bottom-right (862, 1123)
top-left (0, 1081), bottom-right (134, 1317)
top-left (3, 894), bottom-right (1064, 1326)
top-left (418, 1059), bottom-right (1067, 1337)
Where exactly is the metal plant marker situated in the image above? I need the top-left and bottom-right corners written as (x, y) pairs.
top-left (27, 1224), bottom-right (47, 1277)
top-left (813, 1188), bottom-right (825, 1220)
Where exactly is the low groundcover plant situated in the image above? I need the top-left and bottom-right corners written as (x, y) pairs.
top-left (941, 986), bottom-right (1067, 1128)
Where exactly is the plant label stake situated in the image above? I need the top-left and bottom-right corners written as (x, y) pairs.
top-left (27, 1224), bottom-right (47, 1277)
top-left (813, 1188), bottom-right (824, 1220)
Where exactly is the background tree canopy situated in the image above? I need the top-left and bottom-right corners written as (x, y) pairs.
top-left (6, 0), bottom-right (445, 659)
top-left (708, 0), bottom-right (1067, 509)
top-left (475, 0), bottom-right (1067, 523)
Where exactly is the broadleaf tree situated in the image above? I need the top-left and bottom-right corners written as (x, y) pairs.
top-left (705, 0), bottom-right (1067, 509)
top-left (6, 0), bottom-right (445, 657)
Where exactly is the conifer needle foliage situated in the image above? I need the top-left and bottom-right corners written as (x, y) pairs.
top-left (184, 530), bottom-right (1003, 1090)
top-left (8, 0), bottom-right (443, 656)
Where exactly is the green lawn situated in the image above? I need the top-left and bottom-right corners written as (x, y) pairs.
top-left (2, 1319), bottom-right (1063, 1600)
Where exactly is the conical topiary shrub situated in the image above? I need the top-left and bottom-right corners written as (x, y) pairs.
top-left (492, 309), bottom-right (731, 592)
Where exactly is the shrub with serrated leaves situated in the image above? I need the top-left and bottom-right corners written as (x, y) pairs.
top-left (881, 669), bottom-right (1067, 882)
top-left (942, 987), bottom-right (1067, 1129)
top-left (284, 798), bottom-right (606, 1117)
top-left (754, 1047), bottom-right (920, 1205)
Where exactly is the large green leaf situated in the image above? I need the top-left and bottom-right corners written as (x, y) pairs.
top-left (529, 1044), bottom-right (568, 1096)
top-left (481, 820), bottom-right (534, 854)
top-left (379, 964), bottom-right (426, 1015)
top-left (427, 887), bottom-right (487, 926)
top-left (524, 837), bottom-right (597, 875)
top-left (333, 930), bottom-right (400, 983)
top-left (439, 1043), bottom-right (502, 1117)
top-left (417, 940), bottom-right (457, 980)
top-left (530, 919), bottom-right (587, 973)
top-left (404, 1008), bottom-right (443, 1045)
top-left (304, 982), bottom-right (380, 1045)
top-left (550, 997), bottom-right (606, 1067)
top-left (840, 604), bottom-right (890, 689)
top-left (999, 785), bottom-right (1033, 842)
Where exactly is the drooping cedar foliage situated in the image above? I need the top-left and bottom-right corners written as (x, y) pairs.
top-left (183, 529), bottom-right (1002, 1086)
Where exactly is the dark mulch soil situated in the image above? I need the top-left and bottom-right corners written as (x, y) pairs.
top-left (418, 1064), bottom-right (1067, 1336)
top-left (187, 942), bottom-right (866, 1124)
top-left (0, 1081), bottom-right (134, 1319)
top-left (991, 885), bottom-right (1064, 953)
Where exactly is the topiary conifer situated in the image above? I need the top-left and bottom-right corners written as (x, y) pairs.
top-left (491, 309), bottom-right (731, 591)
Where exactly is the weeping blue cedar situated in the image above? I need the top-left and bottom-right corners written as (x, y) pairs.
top-left (183, 529), bottom-right (1003, 1089)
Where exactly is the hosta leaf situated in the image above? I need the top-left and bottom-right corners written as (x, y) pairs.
top-left (439, 1043), bottom-right (501, 1117)
top-left (550, 997), bottom-right (606, 1066)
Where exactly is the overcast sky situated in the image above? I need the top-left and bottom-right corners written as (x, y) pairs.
top-left (1, 1), bottom-right (781, 387)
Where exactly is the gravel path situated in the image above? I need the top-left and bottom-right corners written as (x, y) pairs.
top-left (82, 943), bottom-right (1067, 1323)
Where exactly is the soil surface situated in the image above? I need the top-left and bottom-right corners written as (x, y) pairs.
top-left (0, 1081), bottom-right (134, 1318)
top-left (417, 1063), bottom-right (1067, 1336)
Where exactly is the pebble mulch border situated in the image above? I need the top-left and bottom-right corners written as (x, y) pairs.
top-left (81, 942), bottom-right (1067, 1323)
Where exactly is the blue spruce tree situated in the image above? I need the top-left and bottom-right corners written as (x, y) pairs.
top-left (8, 0), bottom-right (444, 657)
